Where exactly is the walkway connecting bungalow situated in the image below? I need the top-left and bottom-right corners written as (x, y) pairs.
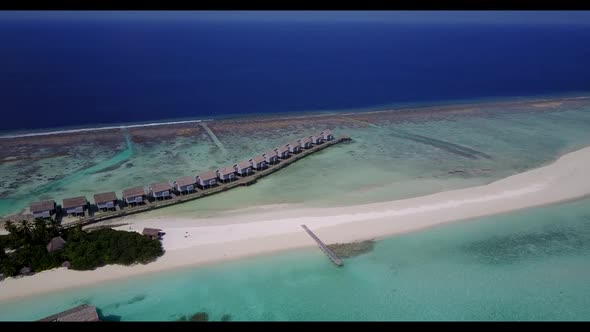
top-left (21, 131), bottom-right (351, 228)
top-left (39, 304), bottom-right (100, 322)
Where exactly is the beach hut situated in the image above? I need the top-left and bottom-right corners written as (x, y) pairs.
top-left (321, 129), bottom-right (334, 141)
top-left (287, 140), bottom-right (302, 154)
top-left (217, 166), bottom-right (236, 182)
top-left (30, 200), bottom-right (56, 219)
top-left (275, 145), bottom-right (290, 159)
top-left (39, 304), bottom-right (100, 322)
top-left (263, 150), bottom-right (279, 165)
top-left (250, 155), bottom-right (267, 171)
top-left (93, 192), bottom-right (118, 211)
top-left (174, 176), bottom-right (197, 194)
top-left (142, 227), bottom-right (165, 240)
top-left (234, 160), bottom-right (253, 176)
top-left (19, 267), bottom-right (33, 276)
top-left (310, 133), bottom-right (324, 145)
top-left (46, 236), bottom-right (66, 253)
top-left (298, 136), bottom-right (312, 149)
top-left (197, 170), bottom-right (218, 189)
top-left (150, 182), bottom-right (173, 200)
top-left (122, 186), bottom-right (147, 206)
top-left (62, 196), bottom-right (88, 217)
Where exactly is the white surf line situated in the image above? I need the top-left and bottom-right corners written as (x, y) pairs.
top-left (0, 119), bottom-right (214, 139)
top-left (200, 122), bottom-right (228, 155)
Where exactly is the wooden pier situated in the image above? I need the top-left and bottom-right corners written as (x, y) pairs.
top-left (51, 135), bottom-right (352, 229)
top-left (301, 224), bottom-right (343, 266)
top-left (39, 304), bottom-right (100, 322)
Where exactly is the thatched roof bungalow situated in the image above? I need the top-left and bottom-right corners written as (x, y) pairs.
top-left (274, 145), bottom-right (290, 159)
top-left (142, 227), bottom-right (165, 240)
top-left (19, 267), bottom-right (33, 276)
top-left (197, 170), bottom-right (218, 188)
top-left (174, 176), bottom-right (197, 194)
top-left (62, 196), bottom-right (88, 217)
top-left (250, 155), bottom-right (267, 170)
top-left (30, 200), bottom-right (56, 219)
top-left (122, 186), bottom-right (147, 205)
top-left (93, 192), bottom-right (118, 211)
top-left (46, 236), bottom-right (66, 253)
top-left (298, 136), bottom-right (312, 149)
top-left (310, 133), bottom-right (324, 145)
top-left (263, 150), bottom-right (279, 164)
top-left (217, 166), bottom-right (236, 182)
top-left (321, 129), bottom-right (334, 141)
top-left (150, 182), bottom-right (173, 200)
top-left (287, 140), bottom-right (301, 154)
top-left (234, 160), bottom-right (252, 176)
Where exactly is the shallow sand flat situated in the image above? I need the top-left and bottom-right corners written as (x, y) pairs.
top-left (1, 144), bottom-right (590, 303)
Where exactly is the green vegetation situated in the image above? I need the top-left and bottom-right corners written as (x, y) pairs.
top-left (0, 220), bottom-right (164, 277)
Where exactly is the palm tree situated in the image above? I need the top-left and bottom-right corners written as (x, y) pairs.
top-left (32, 219), bottom-right (49, 245)
top-left (18, 220), bottom-right (33, 243)
top-left (4, 220), bottom-right (15, 234)
top-left (0, 242), bottom-right (6, 260)
top-left (4, 220), bottom-right (33, 248)
top-left (47, 218), bottom-right (61, 233)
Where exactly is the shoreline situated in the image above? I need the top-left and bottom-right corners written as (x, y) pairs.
top-left (1, 144), bottom-right (590, 303)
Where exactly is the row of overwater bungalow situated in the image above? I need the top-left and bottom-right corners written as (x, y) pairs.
top-left (29, 130), bottom-right (334, 219)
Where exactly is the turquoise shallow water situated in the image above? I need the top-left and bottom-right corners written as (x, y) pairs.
top-left (1, 197), bottom-right (589, 321)
top-left (1, 96), bottom-right (590, 321)
top-left (1, 97), bottom-right (590, 217)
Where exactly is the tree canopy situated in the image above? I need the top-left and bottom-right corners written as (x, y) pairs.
top-left (0, 220), bottom-right (164, 277)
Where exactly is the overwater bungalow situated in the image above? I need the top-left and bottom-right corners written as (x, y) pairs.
top-left (321, 129), bottom-right (334, 141)
top-left (150, 182), bottom-right (173, 200)
top-left (235, 160), bottom-right (253, 176)
top-left (250, 155), bottom-right (267, 170)
top-left (197, 170), bottom-right (218, 189)
top-left (142, 227), bottom-right (165, 240)
top-left (93, 192), bottom-right (118, 212)
top-left (275, 145), bottom-right (290, 159)
top-left (62, 196), bottom-right (88, 217)
top-left (310, 133), bottom-right (324, 145)
top-left (287, 140), bottom-right (302, 154)
top-left (122, 186), bottom-right (147, 206)
top-left (30, 200), bottom-right (56, 219)
top-left (39, 304), bottom-right (100, 322)
top-left (298, 136), bottom-right (312, 149)
top-left (217, 166), bottom-right (236, 182)
top-left (174, 176), bottom-right (197, 194)
top-left (263, 150), bottom-right (279, 164)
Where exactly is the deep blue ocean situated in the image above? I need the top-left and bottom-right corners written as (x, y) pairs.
top-left (1, 18), bottom-right (590, 131)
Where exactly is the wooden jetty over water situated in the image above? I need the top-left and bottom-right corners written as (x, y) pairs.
top-left (301, 224), bottom-right (343, 266)
top-left (19, 132), bottom-right (352, 229)
top-left (38, 304), bottom-right (100, 322)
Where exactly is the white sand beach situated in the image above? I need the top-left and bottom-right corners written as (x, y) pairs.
top-left (1, 145), bottom-right (590, 303)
